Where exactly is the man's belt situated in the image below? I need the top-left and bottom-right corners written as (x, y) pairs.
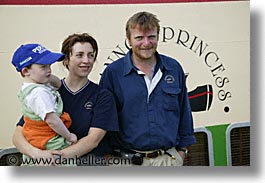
top-left (129, 149), bottom-right (163, 159)
top-left (113, 148), bottom-right (176, 165)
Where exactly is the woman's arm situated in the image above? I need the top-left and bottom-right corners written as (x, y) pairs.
top-left (60, 127), bottom-right (106, 158)
top-left (12, 126), bottom-right (59, 160)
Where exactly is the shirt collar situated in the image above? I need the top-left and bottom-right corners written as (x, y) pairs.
top-left (123, 50), bottom-right (136, 76)
top-left (123, 50), bottom-right (172, 76)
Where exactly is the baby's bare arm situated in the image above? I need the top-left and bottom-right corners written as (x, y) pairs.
top-left (48, 75), bottom-right (61, 90)
top-left (45, 112), bottom-right (77, 143)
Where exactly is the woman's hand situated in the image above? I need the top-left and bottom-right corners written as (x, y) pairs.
top-left (28, 149), bottom-right (63, 166)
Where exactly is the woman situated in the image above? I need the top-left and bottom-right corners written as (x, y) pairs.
top-left (12, 33), bottom-right (119, 166)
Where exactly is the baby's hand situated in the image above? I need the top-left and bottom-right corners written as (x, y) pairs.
top-left (66, 133), bottom-right (77, 145)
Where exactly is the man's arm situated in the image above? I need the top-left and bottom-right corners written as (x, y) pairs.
top-left (177, 147), bottom-right (188, 160)
top-left (60, 127), bottom-right (106, 158)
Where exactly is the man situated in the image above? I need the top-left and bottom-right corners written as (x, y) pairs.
top-left (100, 11), bottom-right (196, 166)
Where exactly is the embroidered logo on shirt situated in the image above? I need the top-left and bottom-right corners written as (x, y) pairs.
top-left (84, 101), bottom-right (93, 110)
top-left (165, 75), bottom-right (175, 84)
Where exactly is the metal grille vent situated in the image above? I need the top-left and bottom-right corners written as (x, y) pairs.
top-left (230, 126), bottom-right (250, 166)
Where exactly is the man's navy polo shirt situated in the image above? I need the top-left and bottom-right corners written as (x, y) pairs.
top-left (100, 50), bottom-right (196, 151)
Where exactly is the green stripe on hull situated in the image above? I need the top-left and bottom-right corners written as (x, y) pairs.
top-left (206, 124), bottom-right (229, 166)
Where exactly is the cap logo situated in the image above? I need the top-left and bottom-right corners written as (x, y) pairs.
top-left (19, 56), bottom-right (32, 66)
top-left (32, 45), bottom-right (47, 54)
